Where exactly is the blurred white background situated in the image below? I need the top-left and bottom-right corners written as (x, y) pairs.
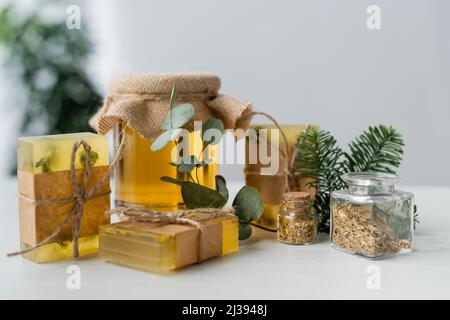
top-left (1, 0), bottom-right (449, 185)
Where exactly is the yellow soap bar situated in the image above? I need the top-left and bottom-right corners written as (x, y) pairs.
top-left (17, 132), bottom-right (109, 173)
top-left (99, 216), bottom-right (239, 273)
top-left (16, 132), bottom-right (110, 263)
top-left (20, 235), bottom-right (100, 263)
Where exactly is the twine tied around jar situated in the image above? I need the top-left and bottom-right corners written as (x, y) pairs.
top-left (107, 206), bottom-right (237, 261)
top-left (7, 134), bottom-right (126, 259)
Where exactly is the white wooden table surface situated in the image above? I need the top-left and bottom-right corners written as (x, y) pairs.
top-left (1, 176), bottom-right (449, 300)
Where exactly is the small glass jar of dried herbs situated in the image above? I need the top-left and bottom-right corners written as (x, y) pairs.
top-left (331, 172), bottom-right (414, 259)
top-left (277, 192), bottom-right (318, 245)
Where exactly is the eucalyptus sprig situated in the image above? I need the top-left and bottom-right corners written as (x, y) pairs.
top-left (150, 85), bottom-right (264, 240)
top-left (150, 85), bottom-right (194, 152)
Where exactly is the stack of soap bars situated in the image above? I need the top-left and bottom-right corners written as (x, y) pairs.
top-left (16, 133), bottom-right (110, 263)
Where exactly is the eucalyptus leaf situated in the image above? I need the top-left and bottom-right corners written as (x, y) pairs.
top-left (181, 183), bottom-right (227, 209)
top-left (232, 185), bottom-right (264, 223)
top-left (201, 118), bottom-right (225, 145)
top-left (160, 103), bottom-right (195, 130)
top-left (160, 176), bottom-right (187, 186)
top-left (150, 128), bottom-right (182, 152)
top-left (178, 155), bottom-right (198, 173)
top-left (238, 223), bottom-right (252, 240)
top-left (177, 163), bottom-right (195, 173)
top-left (215, 175), bottom-right (229, 202)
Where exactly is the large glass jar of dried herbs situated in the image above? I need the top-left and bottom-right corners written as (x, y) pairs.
top-left (330, 172), bottom-right (414, 258)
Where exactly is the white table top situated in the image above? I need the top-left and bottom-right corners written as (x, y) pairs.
top-left (1, 176), bottom-right (449, 300)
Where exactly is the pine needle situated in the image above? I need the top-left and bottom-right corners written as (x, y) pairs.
top-left (295, 126), bottom-right (346, 233)
top-left (344, 125), bottom-right (404, 173)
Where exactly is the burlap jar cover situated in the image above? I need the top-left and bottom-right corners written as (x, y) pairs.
top-left (90, 74), bottom-right (254, 139)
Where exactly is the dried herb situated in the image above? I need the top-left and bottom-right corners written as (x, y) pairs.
top-left (277, 216), bottom-right (316, 245)
top-left (277, 192), bottom-right (317, 244)
top-left (79, 149), bottom-right (99, 166)
top-left (35, 155), bottom-right (52, 173)
top-left (331, 203), bottom-right (412, 257)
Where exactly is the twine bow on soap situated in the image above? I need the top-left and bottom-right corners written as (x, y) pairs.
top-left (8, 136), bottom-right (125, 259)
top-left (108, 206), bottom-right (236, 261)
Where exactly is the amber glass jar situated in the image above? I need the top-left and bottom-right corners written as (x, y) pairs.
top-left (245, 125), bottom-right (316, 230)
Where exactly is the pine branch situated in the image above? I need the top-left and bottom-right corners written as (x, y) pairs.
top-left (344, 125), bottom-right (404, 173)
top-left (344, 125), bottom-right (416, 227)
top-left (295, 126), bottom-right (346, 232)
top-left (295, 125), bottom-right (409, 233)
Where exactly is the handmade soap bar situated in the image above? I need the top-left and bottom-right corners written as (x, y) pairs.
top-left (17, 132), bottom-right (110, 263)
top-left (99, 215), bottom-right (239, 273)
top-left (18, 132), bottom-right (109, 173)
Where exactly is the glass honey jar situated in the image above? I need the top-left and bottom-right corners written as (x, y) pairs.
top-left (90, 74), bottom-right (253, 209)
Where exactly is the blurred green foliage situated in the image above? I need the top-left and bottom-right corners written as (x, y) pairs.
top-left (0, 1), bottom-right (100, 172)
